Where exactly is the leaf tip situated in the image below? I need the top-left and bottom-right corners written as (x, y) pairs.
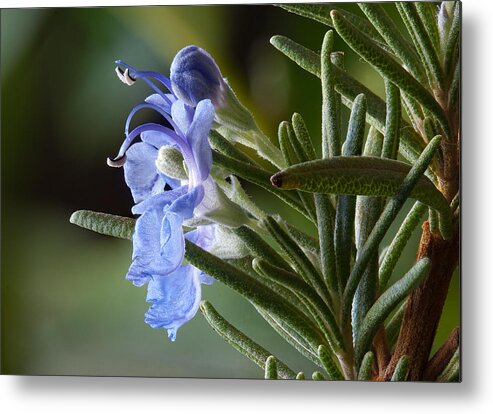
top-left (270, 172), bottom-right (283, 188)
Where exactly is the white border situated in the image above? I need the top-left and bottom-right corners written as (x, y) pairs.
top-left (2, 0), bottom-right (493, 413)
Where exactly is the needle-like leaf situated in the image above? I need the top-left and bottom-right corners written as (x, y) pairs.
top-left (318, 345), bottom-right (344, 380)
top-left (340, 136), bottom-right (442, 327)
top-left (253, 258), bottom-right (343, 352)
top-left (264, 356), bottom-right (278, 379)
top-left (353, 128), bottom-right (383, 338)
top-left (330, 9), bottom-right (450, 137)
top-left (398, 3), bottom-right (444, 90)
top-left (269, 35), bottom-right (436, 172)
top-left (379, 201), bottom-right (427, 290)
top-left (335, 93), bottom-right (366, 292)
top-left (391, 355), bottom-right (410, 381)
top-left (200, 301), bottom-right (296, 379)
top-left (69, 210), bottom-right (135, 240)
top-left (185, 240), bottom-right (328, 355)
top-left (261, 216), bottom-right (331, 307)
top-left (358, 3), bottom-right (427, 84)
top-left (270, 155), bottom-right (451, 239)
top-left (382, 80), bottom-right (401, 160)
top-left (213, 151), bottom-right (312, 221)
top-left (358, 351), bottom-right (375, 380)
top-left (355, 259), bottom-right (431, 366)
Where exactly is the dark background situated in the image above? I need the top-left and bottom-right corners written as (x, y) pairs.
top-left (1, 4), bottom-right (459, 378)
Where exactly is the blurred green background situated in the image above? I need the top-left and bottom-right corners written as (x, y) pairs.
top-left (1, 4), bottom-right (458, 378)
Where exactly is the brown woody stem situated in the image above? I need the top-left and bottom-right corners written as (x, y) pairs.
top-left (383, 221), bottom-right (459, 380)
top-left (423, 326), bottom-right (460, 381)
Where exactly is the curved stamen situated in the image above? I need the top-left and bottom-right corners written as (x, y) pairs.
top-left (107, 154), bottom-right (127, 168)
top-left (125, 102), bottom-right (185, 138)
top-left (109, 123), bottom-right (199, 184)
top-left (115, 60), bottom-right (174, 109)
top-left (115, 67), bottom-right (136, 86)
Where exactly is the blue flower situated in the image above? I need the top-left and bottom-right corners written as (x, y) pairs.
top-left (110, 56), bottom-right (248, 340)
top-left (121, 98), bottom-right (215, 286)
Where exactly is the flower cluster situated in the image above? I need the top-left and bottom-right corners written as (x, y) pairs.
top-left (109, 46), bottom-right (248, 341)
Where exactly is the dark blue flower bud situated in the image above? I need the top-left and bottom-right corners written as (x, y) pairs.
top-left (170, 45), bottom-right (225, 107)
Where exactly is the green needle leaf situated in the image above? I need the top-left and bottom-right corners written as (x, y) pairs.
top-left (415, 2), bottom-right (441, 55)
top-left (385, 300), bottom-right (406, 349)
top-left (212, 151), bottom-right (312, 222)
top-left (437, 348), bottom-right (460, 382)
top-left (269, 35), bottom-right (432, 172)
top-left (279, 3), bottom-right (332, 26)
top-left (285, 223), bottom-right (320, 256)
top-left (443, 2), bottom-right (460, 79)
top-left (215, 175), bottom-right (267, 221)
top-left (391, 355), bottom-right (410, 381)
top-left (352, 128), bottom-right (383, 340)
top-left (358, 351), bottom-right (375, 380)
top-left (335, 93), bottom-right (366, 292)
top-left (330, 9), bottom-right (450, 137)
top-left (279, 4), bottom-right (388, 50)
top-left (232, 225), bottom-right (291, 272)
top-left (398, 3), bottom-right (444, 90)
top-left (255, 307), bottom-right (321, 367)
top-left (270, 154), bottom-right (451, 239)
top-left (315, 193), bottom-right (338, 292)
top-left (321, 30), bottom-right (341, 158)
top-left (382, 81), bottom-right (401, 160)
top-left (209, 129), bottom-right (259, 166)
top-left (358, 2), bottom-right (427, 84)
top-left (200, 301), bottom-right (295, 379)
top-left (253, 258), bottom-right (344, 352)
top-left (261, 216), bottom-right (332, 307)
top-left (379, 201), bottom-right (427, 290)
top-left (69, 210), bottom-right (135, 240)
top-left (339, 136), bottom-right (442, 326)
top-left (264, 356), bottom-right (278, 380)
top-left (185, 240), bottom-right (328, 356)
top-left (318, 345), bottom-right (344, 380)
top-left (354, 258), bottom-right (431, 366)
top-left (292, 113), bottom-right (317, 161)
top-left (278, 122), bottom-right (317, 222)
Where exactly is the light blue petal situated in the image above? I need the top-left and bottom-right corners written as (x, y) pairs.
top-left (131, 186), bottom-right (187, 215)
top-left (185, 224), bottom-right (215, 249)
top-left (145, 93), bottom-right (176, 114)
top-left (144, 265), bottom-right (202, 341)
top-left (156, 186), bottom-right (205, 275)
top-left (159, 210), bottom-right (186, 274)
top-left (123, 142), bottom-right (162, 203)
top-left (170, 99), bottom-right (194, 136)
top-left (187, 99), bottom-right (214, 181)
top-left (185, 225), bottom-right (216, 286)
top-left (126, 207), bottom-right (163, 286)
top-left (168, 184), bottom-right (204, 217)
top-left (140, 129), bottom-right (176, 149)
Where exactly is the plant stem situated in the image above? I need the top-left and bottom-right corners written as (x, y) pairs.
top-left (383, 221), bottom-right (459, 380)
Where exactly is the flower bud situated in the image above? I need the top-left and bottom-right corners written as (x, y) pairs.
top-left (155, 145), bottom-right (188, 180)
top-left (170, 45), bottom-right (256, 132)
top-left (170, 45), bottom-right (225, 107)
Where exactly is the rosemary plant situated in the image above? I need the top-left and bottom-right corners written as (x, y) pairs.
top-left (70, 1), bottom-right (460, 381)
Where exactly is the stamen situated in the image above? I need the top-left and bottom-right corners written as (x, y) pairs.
top-left (107, 154), bottom-right (127, 168)
top-left (125, 102), bottom-right (185, 138)
top-left (115, 67), bottom-right (136, 86)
